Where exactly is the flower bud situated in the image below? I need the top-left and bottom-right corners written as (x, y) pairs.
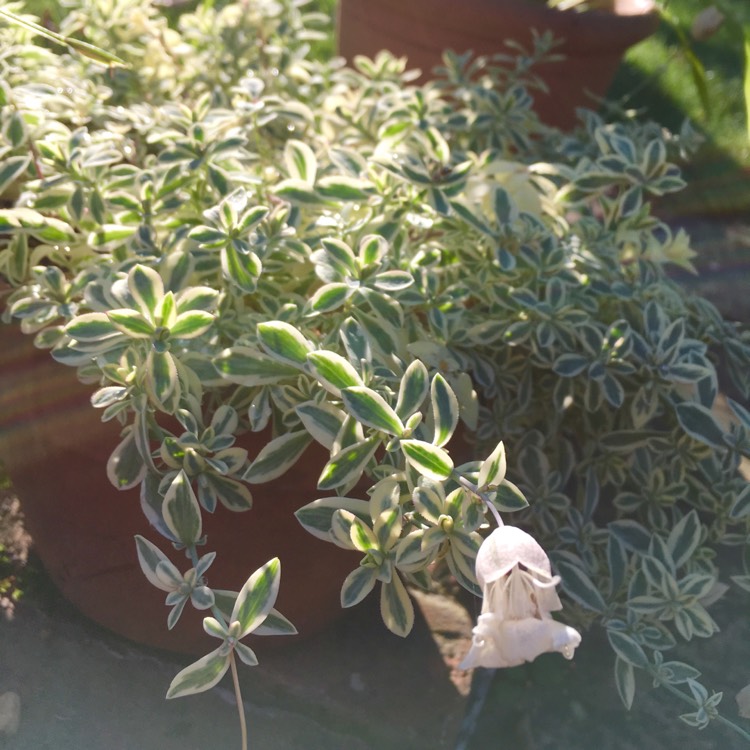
top-left (691, 6), bottom-right (725, 41)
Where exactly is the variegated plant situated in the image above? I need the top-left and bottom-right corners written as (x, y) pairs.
top-left (1, 0), bottom-right (750, 745)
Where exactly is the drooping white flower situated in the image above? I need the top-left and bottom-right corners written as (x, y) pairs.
top-left (460, 525), bottom-right (581, 669)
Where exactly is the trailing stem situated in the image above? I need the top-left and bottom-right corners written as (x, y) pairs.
top-left (230, 651), bottom-right (248, 750)
top-left (656, 677), bottom-right (750, 743)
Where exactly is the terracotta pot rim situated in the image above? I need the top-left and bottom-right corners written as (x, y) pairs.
top-left (338, 0), bottom-right (660, 56)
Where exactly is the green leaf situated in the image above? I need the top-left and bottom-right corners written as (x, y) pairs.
top-left (667, 510), bottom-right (702, 569)
top-left (395, 360), bottom-right (429, 419)
top-left (614, 657), bottom-right (636, 710)
top-left (295, 401), bottom-right (346, 450)
top-left (201, 474), bottom-right (253, 512)
top-left (129, 264), bottom-right (164, 319)
top-left (214, 346), bottom-right (299, 386)
top-left (0, 155), bottom-right (30, 195)
top-left (238, 205), bottom-right (269, 232)
top-left (341, 565), bottom-right (378, 607)
top-left (478, 441), bottom-right (507, 489)
top-left (492, 480), bottom-right (529, 512)
top-left (400, 439), bottom-right (453, 480)
top-left (358, 234), bottom-right (388, 265)
top-left (31, 215), bottom-right (77, 242)
top-left (607, 630), bottom-right (649, 669)
top-left (243, 430), bottom-right (312, 484)
top-left (609, 520), bottom-right (651, 553)
top-left (600, 374), bottom-right (624, 408)
top-left (162, 470), bottom-right (202, 546)
top-left (675, 402), bottom-right (726, 448)
top-left (730, 484), bottom-right (750, 519)
top-left (284, 139), bottom-right (317, 185)
top-left (308, 283), bottom-right (354, 313)
top-left (556, 561), bottom-right (607, 613)
top-left (607, 534), bottom-right (628, 596)
top-left (188, 225), bottom-right (228, 247)
top-left (395, 530), bottom-right (433, 571)
top-left (317, 437), bottom-right (380, 491)
top-left (106, 430), bottom-right (147, 490)
top-left (65, 313), bottom-right (120, 341)
top-left (347, 514), bottom-right (378, 552)
top-left (430, 373), bottom-right (458, 448)
top-left (600, 430), bottom-right (660, 452)
top-left (341, 386), bottom-right (404, 435)
top-left (257, 321), bottom-right (313, 368)
top-left (318, 238), bottom-right (358, 276)
top-left (295, 496), bottom-right (370, 541)
top-left (380, 574), bottom-right (414, 637)
top-left (316, 175), bottom-right (374, 201)
top-left (446, 536), bottom-right (481, 596)
top-left (234, 641), bottom-right (258, 666)
top-left (222, 244), bottom-right (261, 293)
top-left (252, 608), bottom-right (298, 636)
top-left (307, 350), bottom-right (364, 394)
top-left (231, 557), bottom-right (281, 638)
top-left (273, 178), bottom-right (323, 205)
top-left (135, 535), bottom-right (176, 592)
top-left (146, 349), bottom-right (179, 413)
top-left (372, 270), bottom-right (413, 292)
top-left (412, 482), bottom-right (444, 524)
top-left (170, 310), bottom-right (214, 339)
top-left (175, 286), bottom-right (219, 314)
top-left (107, 309), bottom-right (154, 338)
top-left (166, 647), bottom-right (229, 699)
top-left (87, 224), bottom-right (137, 247)
top-left (553, 353), bottom-right (588, 377)
top-left (660, 661), bottom-right (701, 685)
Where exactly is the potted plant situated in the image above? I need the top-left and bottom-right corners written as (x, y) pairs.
top-left (1, 0), bottom-right (750, 745)
top-left (337, 0), bottom-right (661, 128)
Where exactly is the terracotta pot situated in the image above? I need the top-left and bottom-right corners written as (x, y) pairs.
top-left (0, 323), bottom-right (360, 654)
top-left (337, 0), bottom-right (659, 129)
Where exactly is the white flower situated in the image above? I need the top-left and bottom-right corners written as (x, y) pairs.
top-left (460, 526), bottom-right (581, 669)
top-left (465, 160), bottom-right (545, 222)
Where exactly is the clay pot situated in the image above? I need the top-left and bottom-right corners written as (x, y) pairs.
top-left (0, 323), bottom-right (359, 654)
top-left (337, 0), bottom-right (659, 129)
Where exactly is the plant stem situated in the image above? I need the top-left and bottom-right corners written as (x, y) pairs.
top-left (454, 473), bottom-right (504, 528)
top-left (657, 679), bottom-right (750, 743)
top-left (230, 651), bottom-right (248, 750)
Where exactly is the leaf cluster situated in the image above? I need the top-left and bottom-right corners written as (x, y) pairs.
top-left (1, 0), bottom-right (749, 732)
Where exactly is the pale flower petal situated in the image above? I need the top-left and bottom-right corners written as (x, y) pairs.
top-left (462, 524), bottom-right (582, 670)
top-left (475, 526), bottom-right (553, 586)
top-left (459, 614), bottom-right (581, 669)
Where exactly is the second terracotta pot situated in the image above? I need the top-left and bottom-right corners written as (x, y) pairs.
top-left (337, 0), bottom-right (659, 129)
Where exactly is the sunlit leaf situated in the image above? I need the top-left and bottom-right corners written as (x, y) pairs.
top-left (166, 647), bottom-right (229, 699)
top-left (400, 439), bottom-right (453, 480)
top-left (341, 386), bottom-right (404, 435)
top-left (243, 430), bottom-right (312, 483)
top-left (341, 565), bottom-right (378, 607)
top-left (162, 470), bottom-right (202, 546)
top-left (380, 573), bottom-right (414, 637)
top-left (232, 557), bottom-right (281, 638)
